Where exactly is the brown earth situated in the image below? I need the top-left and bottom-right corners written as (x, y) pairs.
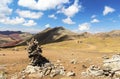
top-left (0, 37), bottom-right (120, 79)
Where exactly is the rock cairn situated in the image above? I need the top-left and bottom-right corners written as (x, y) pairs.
top-left (27, 38), bottom-right (49, 66)
top-left (10, 38), bottom-right (68, 79)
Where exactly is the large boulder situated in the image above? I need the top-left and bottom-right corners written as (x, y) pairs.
top-left (103, 54), bottom-right (120, 71)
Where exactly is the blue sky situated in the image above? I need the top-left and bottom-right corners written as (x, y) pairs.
top-left (0, 0), bottom-right (120, 33)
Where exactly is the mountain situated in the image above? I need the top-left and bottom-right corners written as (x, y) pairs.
top-left (20, 27), bottom-right (79, 45)
top-left (95, 30), bottom-right (120, 37)
top-left (1, 27), bottom-right (120, 47)
top-left (0, 31), bottom-right (22, 35)
top-left (0, 31), bottom-right (32, 48)
top-left (108, 30), bottom-right (120, 37)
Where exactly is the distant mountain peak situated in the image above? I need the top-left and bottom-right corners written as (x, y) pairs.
top-left (0, 31), bottom-right (22, 35)
top-left (21, 27), bottom-right (78, 45)
top-left (0, 31), bottom-right (32, 48)
top-left (54, 26), bottom-right (65, 30)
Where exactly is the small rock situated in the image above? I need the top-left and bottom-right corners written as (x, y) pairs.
top-left (102, 55), bottom-right (109, 59)
top-left (60, 69), bottom-right (66, 75)
top-left (44, 63), bottom-right (52, 68)
top-left (42, 68), bottom-right (48, 76)
top-left (113, 71), bottom-right (120, 78)
top-left (70, 59), bottom-right (77, 64)
top-left (57, 59), bottom-right (61, 63)
top-left (0, 71), bottom-right (7, 79)
top-left (44, 69), bottom-right (52, 76)
top-left (82, 65), bottom-right (87, 68)
top-left (50, 69), bottom-right (60, 77)
top-left (66, 71), bottom-right (75, 77)
top-left (86, 65), bottom-right (104, 76)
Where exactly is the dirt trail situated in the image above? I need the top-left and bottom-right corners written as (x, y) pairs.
top-left (87, 44), bottom-right (97, 50)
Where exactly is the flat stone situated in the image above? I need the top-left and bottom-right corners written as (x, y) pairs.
top-left (50, 69), bottom-right (60, 77)
top-left (70, 59), bottom-right (77, 64)
top-left (66, 71), bottom-right (75, 77)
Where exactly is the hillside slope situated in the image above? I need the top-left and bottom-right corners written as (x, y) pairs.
top-left (0, 31), bottom-right (32, 47)
top-left (95, 30), bottom-right (120, 37)
top-left (29, 27), bottom-right (79, 45)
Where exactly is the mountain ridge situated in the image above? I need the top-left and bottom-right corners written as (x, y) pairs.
top-left (1, 27), bottom-right (120, 47)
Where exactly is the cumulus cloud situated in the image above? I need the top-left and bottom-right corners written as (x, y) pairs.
top-left (18, 0), bottom-right (69, 11)
top-left (62, 17), bottom-right (75, 24)
top-left (103, 6), bottom-right (115, 16)
top-left (59, 0), bottom-right (81, 17)
top-left (45, 24), bottom-right (50, 28)
top-left (0, 27), bottom-right (41, 33)
top-left (0, 16), bottom-right (37, 27)
top-left (16, 9), bottom-right (43, 19)
top-left (48, 14), bottom-right (57, 19)
top-left (91, 19), bottom-right (100, 23)
top-left (23, 20), bottom-right (36, 26)
top-left (0, 0), bottom-right (13, 18)
top-left (78, 23), bottom-right (90, 31)
top-left (0, 17), bottom-right (25, 25)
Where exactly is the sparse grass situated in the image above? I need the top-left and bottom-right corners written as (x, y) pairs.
top-left (1, 37), bottom-right (120, 79)
top-left (43, 37), bottom-right (120, 53)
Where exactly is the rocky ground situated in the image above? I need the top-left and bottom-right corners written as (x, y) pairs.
top-left (0, 39), bottom-right (120, 79)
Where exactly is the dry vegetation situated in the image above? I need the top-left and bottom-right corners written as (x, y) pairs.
top-left (0, 37), bottom-right (120, 79)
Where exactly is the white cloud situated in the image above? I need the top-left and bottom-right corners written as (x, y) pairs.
top-left (48, 14), bottom-right (57, 19)
top-left (0, 17), bottom-right (25, 25)
top-left (21, 28), bottom-right (41, 33)
top-left (0, 0), bottom-right (13, 18)
top-left (103, 6), bottom-right (115, 16)
top-left (91, 15), bottom-right (96, 18)
top-left (0, 17), bottom-right (37, 27)
top-left (62, 17), bottom-right (75, 24)
top-left (45, 24), bottom-right (50, 28)
top-left (16, 9), bottom-right (43, 19)
top-left (60, 0), bottom-right (81, 17)
top-left (78, 23), bottom-right (90, 31)
top-left (18, 0), bottom-right (69, 11)
top-left (91, 19), bottom-right (100, 23)
top-left (0, 27), bottom-right (41, 33)
top-left (23, 20), bottom-right (36, 26)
